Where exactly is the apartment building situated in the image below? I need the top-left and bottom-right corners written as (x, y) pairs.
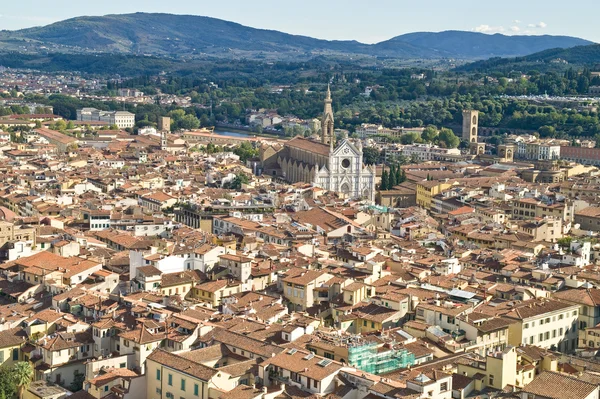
top-left (575, 206), bottom-right (600, 232)
top-left (281, 268), bottom-right (333, 312)
top-left (258, 348), bottom-right (345, 396)
top-left (510, 198), bottom-right (574, 223)
top-left (505, 299), bottom-right (580, 353)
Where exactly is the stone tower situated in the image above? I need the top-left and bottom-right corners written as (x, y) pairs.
top-left (462, 110), bottom-right (479, 143)
top-left (158, 116), bottom-right (171, 132)
top-left (161, 130), bottom-right (167, 151)
top-left (321, 84), bottom-right (335, 146)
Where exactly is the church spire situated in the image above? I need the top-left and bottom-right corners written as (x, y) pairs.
top-left (322, 84), bottom-right (334, 146)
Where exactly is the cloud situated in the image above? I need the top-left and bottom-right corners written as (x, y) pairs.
top-left (510, 26), bottom-right (521, 32)
top-left (472, 25), bottom-right (505, 34)
top-left (513, 20), bottom-right (521, 24)
top-left (528, 22), bottom-right (547, 29)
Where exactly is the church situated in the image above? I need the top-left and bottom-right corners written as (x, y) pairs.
top-left (260, 86), bottom-right (376, 202)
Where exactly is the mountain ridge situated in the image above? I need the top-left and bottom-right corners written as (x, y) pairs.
top-left (457, 44), bottom-right (600, 72)
top-left (0, 13), bottom-right (593, 60)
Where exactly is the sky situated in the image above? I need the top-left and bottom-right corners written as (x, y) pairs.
top-left (1, 0), bottom-right (598, 43)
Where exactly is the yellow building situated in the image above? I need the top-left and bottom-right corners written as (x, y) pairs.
top-left (457, 346), bottom-right (518, 391)
top-left (0, 327), bottom-right (26, 368)
top-left (147, 349), bottom-right (236, 399)
top-left (416, 181), bottom-right (453, 209)
top-left (192, 280), bottom-right (242, 308)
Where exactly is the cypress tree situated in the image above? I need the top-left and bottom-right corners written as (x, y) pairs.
top-left (389, 165), bottom-right (397, 188)
top-left (381, 170), bottom-right (389, 191)
top-left (395, 165), bottom-right (402, 185)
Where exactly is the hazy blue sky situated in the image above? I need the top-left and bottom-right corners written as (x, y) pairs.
top-left (1, 0), bottom-right (598, 43)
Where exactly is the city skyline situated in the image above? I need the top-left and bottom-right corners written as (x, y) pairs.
top-left (1, 0), bottom-right (599, 44)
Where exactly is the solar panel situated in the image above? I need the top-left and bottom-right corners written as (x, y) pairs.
top-left (288, 349), bottom-right (297, 355)
top-left (317, 359), bottom-right (332, 367)
top-left (304, 353), bottom-right (315, 360)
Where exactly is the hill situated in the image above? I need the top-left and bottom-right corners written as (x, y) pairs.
top-left (457, 44), bottom-right (600, 73)
top-left (0, 13), bottom-right (593, 61)
top-left (377, 31), bottom-right (592, 59)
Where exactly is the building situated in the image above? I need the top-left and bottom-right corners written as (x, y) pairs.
top-left (77, 108), bottom-right (135, 129)
top-left (520, 371), bottom-right (599, 399)
top-left (34, 128), bottom-right (78, 153)
top-left (355, 124), bottom-right (425, 139)
top-left (517, 141), bottom-right (561, 161)
top-left (397, 144), bottom-right (462, 162)
top-left (575, 207), bottom-right (600, 232)
top-left (505, 299), bottom-right (580, 353)
top-left (561, 146), bottom-right (600, 166)
top-left (262, 88), bottom-right (376, 202)
top-left (281, 268), bottom-right (333, 312)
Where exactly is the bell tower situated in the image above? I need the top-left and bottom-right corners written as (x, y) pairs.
top-left (321, 84), bottom-right (335, 146)
top-left (462, 110), bottom-right (479, 143)
top-left (161, 130), bottom-right (167, 151)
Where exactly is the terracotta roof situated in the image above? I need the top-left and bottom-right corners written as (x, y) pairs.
top-left (286, 137), bottom-right (330, 157)
top-left (522, 371), bottom-right (598, 399)
top-left (147, 349), bottom-right (218, 381)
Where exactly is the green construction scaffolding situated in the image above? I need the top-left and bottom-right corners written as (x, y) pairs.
top-left (348, 342), bottom-right (415, 375)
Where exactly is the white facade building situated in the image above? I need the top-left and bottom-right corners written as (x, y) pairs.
top-left (77, 108), bottom-right (135, 129)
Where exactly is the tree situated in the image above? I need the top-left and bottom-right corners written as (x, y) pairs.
top-left (52, 119), bottom-right (67, 131)
top-left (389, 164), bottom-right (397, 188)
top-left (380, 170), bottom-right (389, 191)
top-left (0, 367), bottom-right (16, 399)
top-left (421, 126), bottom-right (438, 143)
top-left (11, 362), bottom-right (32, 399)
top-left (362, 147), bottom-right (380, 165)
top-left (233, 142), bottom-right (258, 163)
top-left (400, 132), bottom-right (420, 144)
top-left (395, 165), bottom-right (403, 185)
top-left (178, 114), bottom-right (200, 130)
top-left (69, 370), bottom-right (85, 392)
top-left (437, 128), bottom-right (460, 148)
top-left (228, 173), bottom-right (250, 190)
top-left (538, 125), bottom-right (556, 138)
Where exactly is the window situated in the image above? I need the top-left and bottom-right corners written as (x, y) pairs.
top-left (181, 379), bottom-right (186, 391)
top-left (371, 322), bottom-right (375, 328)
top-left (194, 384), bottom-right (199, 396)
top-left (12, 348), bottom-right (18, 361)
top-left (168, 374), bottom-right (173, 386)
top-left (489, 375), bottom-right (494, 386)
top-left (539, 333), bottom-right (543, 342)
top-left (440, 382), bottom-right (448, 391)
top-left (363, 321), bottom-right (367, 327)
top-left (524, 323), bottom-right (529, 329)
